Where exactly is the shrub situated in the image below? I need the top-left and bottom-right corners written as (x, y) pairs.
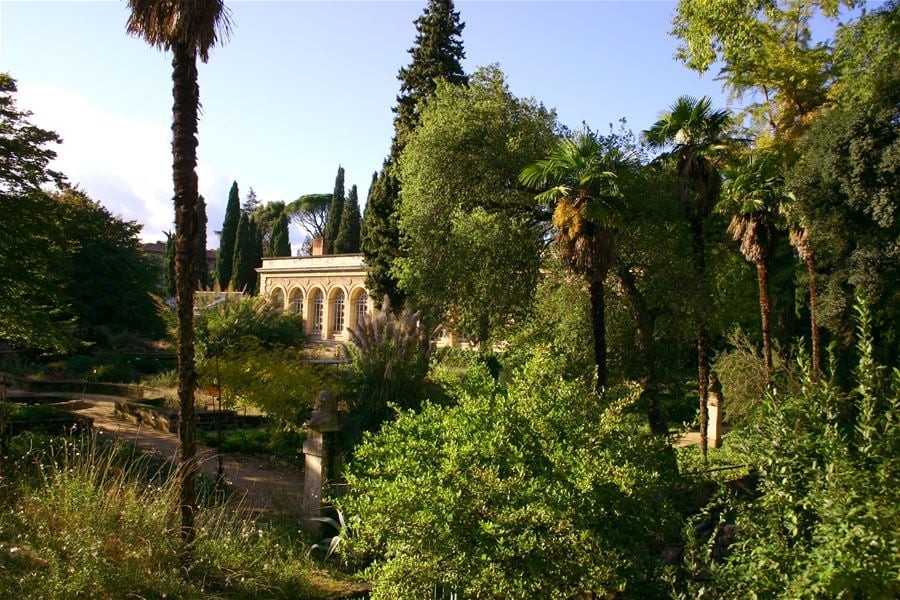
top-left (686, 301), bottom-right (900, 598)
top-left (338, 350), bottom-right (680, 599)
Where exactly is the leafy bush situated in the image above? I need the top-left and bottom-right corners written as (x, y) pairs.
top-left (685, 301), bottom-right (900, 598)
top-left (711, 328), bottom-right (797, 428)
top-left (198, 427), bottom-right (306, 462)
top-left (338, 350), bottom-right (680, 599)
top-left (209, 341), bottom-right (324, 426)
top-left (194, 295), bottom-right (306, 363)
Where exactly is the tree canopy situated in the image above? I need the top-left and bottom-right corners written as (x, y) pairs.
top-left (397, 67), bottom-right (556, 344)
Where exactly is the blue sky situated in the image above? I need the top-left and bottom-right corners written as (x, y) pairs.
top-left (0, 1), bottom-right (761, 248)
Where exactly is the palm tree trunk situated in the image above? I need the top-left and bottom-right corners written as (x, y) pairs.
top-left (806, 255), bottom-right (821, 379)
top-left (616, 266), bottom-right (667, 435)
top-left (691, 217), bottom-right (710, 457)
top-left (589, 278), bottom-right (607, 393)
top-left (756, 259), bottom-right (773, 385)
top-left (172, 42), bottom-right (200, 558)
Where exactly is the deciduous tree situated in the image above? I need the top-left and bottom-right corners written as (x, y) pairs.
top-left (399, 67), bottom-right (556, 345)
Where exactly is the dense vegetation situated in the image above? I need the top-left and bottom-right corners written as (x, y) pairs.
top-left (1, 0), bottom-right (897, 598)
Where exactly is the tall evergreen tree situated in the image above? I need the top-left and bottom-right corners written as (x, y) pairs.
top-left (360, 171), bottom-right (377, 243)
top-left (232, 212), bottom-right (257, 294)
top-left (323, 165), bottom-right (345, 254)
top-left (362, 0), bottom-right (467, 305)
top-left (269, 210), bottom-right (292, 257)
top-left (164, 231), bottom-right (176, 298)
top-left (194, 194), bottom-right (209, 287)
top-left (334, 184), bottom-right (361, 253)
top-left (216, 181), bottom-right (240, 287)
top-left (242, 186), bottom-right (259, 214)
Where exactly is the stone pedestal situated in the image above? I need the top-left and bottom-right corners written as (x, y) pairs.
top-left (301, 390), bottom-right (340, 537)
top-left (707, 372), bottom-right (724, 449)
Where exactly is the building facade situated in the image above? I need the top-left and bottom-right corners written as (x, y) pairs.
top-left (256, 254), bottom-right (372, 342)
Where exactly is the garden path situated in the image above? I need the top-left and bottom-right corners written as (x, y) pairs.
top-left (70, 397), bottom-right (306, 519)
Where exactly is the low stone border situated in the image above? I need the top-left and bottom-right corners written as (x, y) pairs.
top-left (114, 399), bottom-right (267, 434)
top-left (2, 373), bottom-right (144, 400)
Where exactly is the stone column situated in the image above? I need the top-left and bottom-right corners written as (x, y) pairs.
top-left (302, 390), bottom-right (340, 536)
top-left (707, 372), bottom-right (724, 449)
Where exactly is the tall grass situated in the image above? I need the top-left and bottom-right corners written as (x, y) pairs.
top-left (0, 433), bottom-right (346, 599)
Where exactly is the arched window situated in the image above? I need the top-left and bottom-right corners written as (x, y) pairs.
top-left (288, 288), bottom-right (303, 316)
top-left (355, 292), bottom-right (368, 326)
top-left (332, 290), bottom-right (345, 333)
top-left (311, 290), bottom-right (324, 332)
top-left (270, 288), bottom-right (284, 311)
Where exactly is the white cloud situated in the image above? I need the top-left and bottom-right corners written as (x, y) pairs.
top-left (18, 83), bottom-right (231, 245)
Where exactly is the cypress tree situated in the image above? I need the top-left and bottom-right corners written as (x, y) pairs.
top-left (334, 184), bottom-right (361, 253)
top-left (164, 231), bottom-right (176, 298)
top-left (232, 212), bottom-right (255, 294)
top-left (323, 165), bottom-right (345, 254)
top-left (360, 171), bottom-right (377, 243)
top-left (216, 181), bottom-right (240, 287)
top-left (269, 211), bottom-right (291, 257)
top-left (362, 0), bottom-right (466, 304)
top-left (194, 195), bottom-right (209, 287)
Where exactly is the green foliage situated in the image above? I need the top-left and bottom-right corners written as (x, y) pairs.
top-left (397, 66), bottom-right (556, 343)
top-left (787, 42), bottom-right (899, 357)
top-left (0, 75), bottom-right (71, 352)
top-left (323, 166), bottom-right (345, 255)
top-left (54, 187), bottom-right (163, 342)
top-left (0, 190), bottom-right (73, 352)
top-left (231, 212), bottom-right (259, 294)
top-left (711, 328), bottom-right (797, 428)
top-left (194, 296), bottom-right (305, 363)
top-left (210, 341), bottom-right (323, 427)
top-left (163, 231), bottom-right (176, 297)
top-left (198, 426), bottom-right (306, 462)
top-left (0, 73), bottom-right (65, 194)
top-left (339, 350), bottom-right (679, 599)
top-left (333, 184), bottom-right (361, 254)
top-left (345, 297), bottom-right (432, 443)
top-left (361, 164), bottom-right (404, 306)
top-left (216, 180), bottom-right (241, 287)
top-left (286, 192), bottom-right (331, 245)
top-left (268, 210), bottom-right (292, 257)
top-left (194, 296), bottom-right (314, 425)
top-left (0, 434), bottom-right (330, 598)
top-left (392, 0), bottom-right (467, 152)
top-left (362, 0), bottom-right (468, 307)
top-left (194, 195), bottom-right (210, 287)
top-left (670, 0), bottom-right (850, 139)
top-left (691, 300), bottom-right (899, 598)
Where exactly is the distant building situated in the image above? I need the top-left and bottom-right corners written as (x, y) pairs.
top-left (142, 241), bottom-right (218, 293)
top-left (257, 253), bottom-right (370, 342)
top-left (256, 241), bottom-right (463, 346)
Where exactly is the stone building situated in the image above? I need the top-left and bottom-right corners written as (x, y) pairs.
top-left (256, 253), bottom-right (372, 342)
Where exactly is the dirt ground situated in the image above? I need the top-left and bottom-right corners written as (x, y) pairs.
top-left (64, 396), bottom-right (307, 519)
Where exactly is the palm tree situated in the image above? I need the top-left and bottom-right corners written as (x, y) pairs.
top-left (519, 130), bottom-right (622, 393)
top-left (720, 152), bottom-right (789, 385)
top-left (644, 96), bottom-right (732, 456)
top-left (126, 0), bottom-right (231, 554)
top-left (786, 216), bottom-right (822, 379)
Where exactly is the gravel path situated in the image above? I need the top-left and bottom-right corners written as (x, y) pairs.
top-left (65, 397), bottom-right (307, 519)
